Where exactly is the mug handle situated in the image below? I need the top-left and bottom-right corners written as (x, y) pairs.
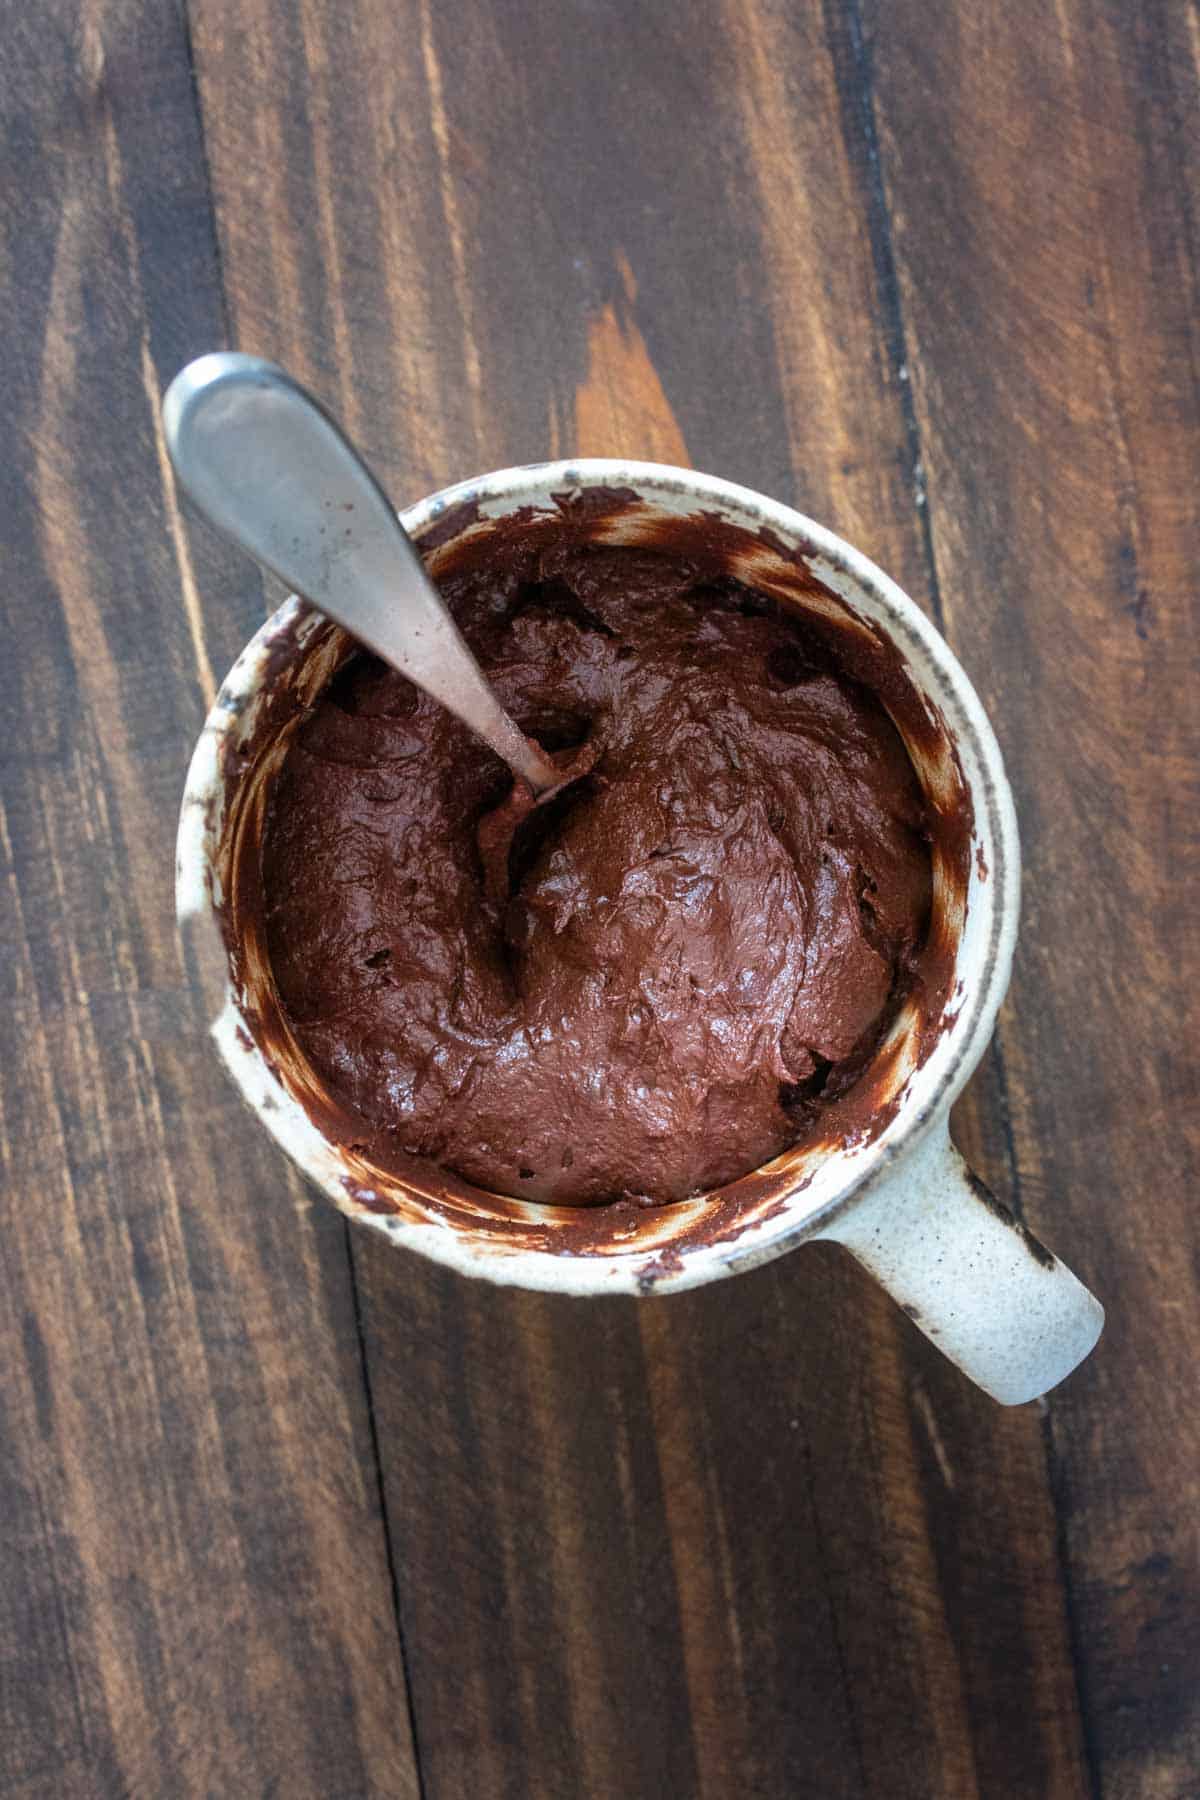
top-left (816, 1122), bottom-right (1103, 1404)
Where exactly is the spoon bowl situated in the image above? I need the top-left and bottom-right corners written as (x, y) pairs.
top-left (162, 353), bottom-right (561, 794)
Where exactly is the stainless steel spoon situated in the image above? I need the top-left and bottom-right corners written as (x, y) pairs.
top-left (162, 353), bottom-right (561, 794)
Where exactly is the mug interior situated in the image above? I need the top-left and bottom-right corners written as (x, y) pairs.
top-left (176, 461), bottom-right (1017, 1295)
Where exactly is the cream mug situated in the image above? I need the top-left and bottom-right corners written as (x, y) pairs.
top-left (176, 459), bottom-right (1103, 1404)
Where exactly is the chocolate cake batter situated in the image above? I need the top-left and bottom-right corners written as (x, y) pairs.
top-left (261, 542), bottom-right (937, 1207)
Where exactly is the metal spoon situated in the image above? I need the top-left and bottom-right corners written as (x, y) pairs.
top-left (162, 352), bottom-right (561, 794)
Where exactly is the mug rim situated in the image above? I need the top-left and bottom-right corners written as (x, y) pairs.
top-left (177, 457), bottom-right (1020, 1295)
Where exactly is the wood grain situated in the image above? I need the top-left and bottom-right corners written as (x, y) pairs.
top-left (2, 0), bottom-right (1193, 1794)
top-left (0, 4), bottom-right (416, 1794)
top-left (863, 1), bottom-right (1200, 1791)
top-left (186, 1), bottom-right (1143, 1795)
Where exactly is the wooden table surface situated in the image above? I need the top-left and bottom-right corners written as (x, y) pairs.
top-left (3, 2), bottom-right (1197, 1795)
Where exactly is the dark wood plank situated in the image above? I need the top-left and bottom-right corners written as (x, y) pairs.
top-left (860, 0), bottom-right (1200, 1792)
top-left (0, 3), bottom-right (417, 1793)
top-left (187, 2), bottom-right (1120, 1795)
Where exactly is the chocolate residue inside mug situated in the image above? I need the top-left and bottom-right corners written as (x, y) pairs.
top-left (219, 494), bottom-right (972, 1230)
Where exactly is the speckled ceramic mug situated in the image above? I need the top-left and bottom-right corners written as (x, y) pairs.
top-left (177, 459), bottom-right (1103, 1404)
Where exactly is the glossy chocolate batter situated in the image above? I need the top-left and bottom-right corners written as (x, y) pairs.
top-left (261, 543), bottom-right (935, 1206)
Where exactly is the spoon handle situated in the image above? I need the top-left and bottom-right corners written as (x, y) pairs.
top-left (162, 353), bottom-right (559, 793)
